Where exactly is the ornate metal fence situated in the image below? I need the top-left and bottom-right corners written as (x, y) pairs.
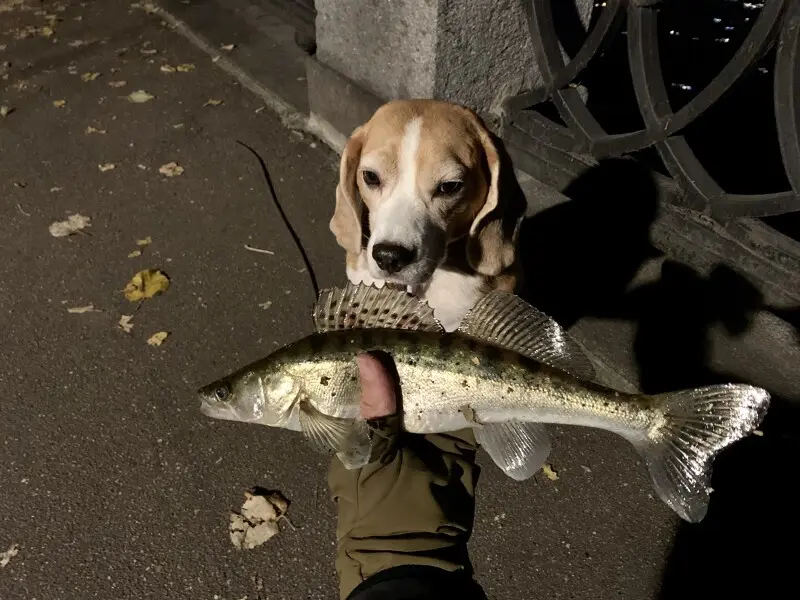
top-left (502, 0), bottom-right (800, 229)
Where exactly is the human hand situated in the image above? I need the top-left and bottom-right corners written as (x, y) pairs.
top-left (355, 353), bottom-right (397, 420)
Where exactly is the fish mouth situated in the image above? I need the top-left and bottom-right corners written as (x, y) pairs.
top-left (197, 381), bottom-right (238, 421)
top-left (198, 395), bottom-right (234, 420)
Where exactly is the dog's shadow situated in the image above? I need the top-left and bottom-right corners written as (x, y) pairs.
top-left (511, 156), bottom-right (800, 597)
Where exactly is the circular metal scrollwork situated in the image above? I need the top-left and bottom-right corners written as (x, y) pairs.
top-left (516, 0), bottom-right (800, 220)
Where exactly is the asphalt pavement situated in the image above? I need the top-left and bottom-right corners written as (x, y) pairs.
top-left (0, 2), bottom-right (677, 599)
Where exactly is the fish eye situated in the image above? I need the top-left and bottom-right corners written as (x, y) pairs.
top-left (213, 384), bottom-right (231, 401)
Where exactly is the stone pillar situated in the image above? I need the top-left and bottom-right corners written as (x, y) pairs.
top-left (307, 0), bottom-right (542, 148)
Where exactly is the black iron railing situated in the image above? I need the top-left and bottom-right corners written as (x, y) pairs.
top-left (503, 0), bottom-right (800, 225)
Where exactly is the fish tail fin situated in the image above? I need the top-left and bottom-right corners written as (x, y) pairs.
top-left (636, 384), bottom-right (769, 523)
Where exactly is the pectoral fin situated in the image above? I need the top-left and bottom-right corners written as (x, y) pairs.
top-left (475, 421), bottom-right (551, 481)
top-left (298, 399), bottom-right (371, 469)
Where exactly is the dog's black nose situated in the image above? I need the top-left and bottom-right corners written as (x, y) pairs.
top-left (372, 243), bottom-right (416, 274)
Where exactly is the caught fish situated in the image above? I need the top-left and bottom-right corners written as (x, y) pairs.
top-left (199, 283), bottom-right (770, 523)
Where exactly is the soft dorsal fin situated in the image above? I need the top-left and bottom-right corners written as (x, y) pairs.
top-left (457, 291), bottom-right (596, 381)
top-left (313, 283), bottom-right (443, 333)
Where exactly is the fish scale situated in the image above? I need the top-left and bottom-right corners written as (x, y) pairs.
top-left (199, 282), bottom-right (770, 524)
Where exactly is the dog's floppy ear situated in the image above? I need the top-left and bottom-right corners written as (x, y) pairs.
top-left (330, 126), bottom-right (366, 255)
top-left (466, 121), bottom-right (525, 277)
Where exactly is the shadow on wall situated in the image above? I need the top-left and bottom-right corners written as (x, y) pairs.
top-left (510, 156), bottom-right (800, 599)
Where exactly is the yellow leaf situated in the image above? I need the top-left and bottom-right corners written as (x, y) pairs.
top-left (98, 162), bottom-right (115, 172)
top-left (203, 98), bottom-right (223, 107)
top-left (127, 90), bottom-right (154, 103)
top-left (221, 44), bottom-right (236, 51)
top-left (541, 463), bottom-right (559, 481)
top-left (124, 269), bottom-right (170, 302)
top-left (176, 63), bottom-right (195, 72)
top-left (53, 99), bottom-right (66, 108)
top-left (40, 26), bottom-right (54, 38)
top-left (147, 331), bottom-right (169, 346)
top-left (136, 236), bottom-right (152, 246)
top-left (128, 249), bottom-right (142, 258)
top-left (81, 72), bottom-right (100, 82)
top-left (108, 80), bottom-right (127, 88)
top-left (160, 64), bottom-right (176, 74)
top-left (85, 126), bottom-right (106, 134)
top-left (0, 105), bottom-right (13, 118)
top-left (158, 162), bottom-right (184, 177)
top-left (118, 315), bottom-right (134, 333)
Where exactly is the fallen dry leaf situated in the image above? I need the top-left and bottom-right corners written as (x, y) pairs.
top-left (128, 249), bottom-right (142, 258)
top-left (0, 105), bottom-right (13, 117)
top-left (137, 236), bottom-right (152, 247)
top-left (67, 304), bottom-right (102, 314)
top-left (98, 162), bottom-right (116, 172)
top-left (230, 489), bottom-right (290, 550)
top-left (203, 98), bottom-right (223, 107)
top-left (140, 48), bottom-right (158, 56)
top-left (221, 43), bottom-right (236, 51)
top-left (176, 63), bottom-right (195, 72)
top-left (85, 126), bottom-right (106, 134)
top-left (0, 543), bottom-right (19, 568)
top-left (52, 99), bottom-right (66, 108)
top-left (50, 187), bottom-right (62, 192)
top-left (40, 25), bottom-right (54, 38)
top-left (124, 269), bottom-right (170, 301)
top-left (158, 162), bottom-right (184, 177)
top-left (541, 463), bottom-right (559, 481)
top-left (108, 80), bottom-right (127, 88)
top-left (147, 331), bottom-right (169, 346)
top-left (49, 213), bottom-right (90, 237)
top-left (81, 71), bottom-right (100, 82)
top-left (258, 300), bottom-right (272, 310)
top-left (118, 315), bottom-right (134, 333)
top-left (127, 90), bottom-right (154, 103)
top-left (160, 64), bottom-right (176, 74)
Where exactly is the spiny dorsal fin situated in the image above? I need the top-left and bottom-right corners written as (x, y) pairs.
top-left (457, 291), bottom-right (596, 381)
top-left (312, 283), bottom-right (443, 333)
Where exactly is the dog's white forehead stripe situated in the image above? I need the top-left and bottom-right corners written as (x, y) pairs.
top-left (397, 117), bottom-right (423, 196)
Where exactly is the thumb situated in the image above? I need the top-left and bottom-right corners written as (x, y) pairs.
top-left (356, 353), bottom-right (397, 419)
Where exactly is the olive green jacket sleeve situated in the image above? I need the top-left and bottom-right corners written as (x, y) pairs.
top-left (328, 420), bottom-right (481, 600)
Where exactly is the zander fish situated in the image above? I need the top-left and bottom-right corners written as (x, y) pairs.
top-left (198, 283), bottom-right (769, 523)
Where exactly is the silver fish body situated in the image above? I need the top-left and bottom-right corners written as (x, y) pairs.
top-left (199, 283), bottom-right (770, 523)
top-left (263, 329), bottom-right (650, 438)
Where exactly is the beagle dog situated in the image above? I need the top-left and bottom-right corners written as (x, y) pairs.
top-left (329, 99), bottom-right (525, 332)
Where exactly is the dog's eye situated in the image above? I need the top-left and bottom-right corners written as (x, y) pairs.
top-left (437, 180), bottom-right (464, 195)
top-left (362, 170), bottom-right (381, 188)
